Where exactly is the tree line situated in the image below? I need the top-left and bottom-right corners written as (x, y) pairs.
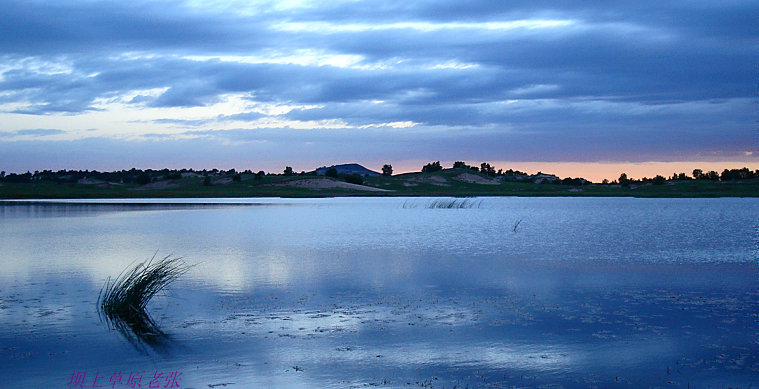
top-left (0, 168), bottom-right (265, 185)
top-left (1, 165), bottom-right (757, 186)
top-left (612, 167), bottom-right (759, 186)
top-left (423, 161), bottom-right (530, 178)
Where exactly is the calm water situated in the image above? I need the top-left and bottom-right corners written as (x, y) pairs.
top-left (1, 197), bottom-right (757, 388)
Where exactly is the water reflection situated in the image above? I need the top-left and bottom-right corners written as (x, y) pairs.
top-left (0, 197), bottom-right (757, 388)
top-left (98, 301), bottom-right (173, 354)
top-left (0, 200), bottom-right (263, 219)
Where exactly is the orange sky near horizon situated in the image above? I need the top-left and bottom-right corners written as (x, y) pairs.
top-left (389, 160), bottom-right (759, 182)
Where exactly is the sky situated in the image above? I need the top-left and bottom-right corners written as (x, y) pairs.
top-left (0, 0), bottom-right (756, 181)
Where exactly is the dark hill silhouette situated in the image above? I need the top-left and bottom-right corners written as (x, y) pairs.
top-left (313, 163), bottom-right (380, 177)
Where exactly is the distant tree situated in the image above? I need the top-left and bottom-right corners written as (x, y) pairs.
top-left (255, 171), bottom-right (265, 180)
top-left (480, 162), bottom-right (496, 177)
top-left (452, 161), bottom-right (469, 169)
top-left (561, 177), bottom-right (583, 186)
top-left (719, 167), bottom-right (753, 181)
top-left (136, 173), bottom-right (151, 185)
top-left (706, 170), bottom-right (719, 180)
top-left (617, 173), bottom-right (630, 188)
top-left (283, 166), bottom-right (294, 176)
top-left (382, 164), bottom-right (393, 176)
top-left (602, 179), bottom-right (609, 185)
top-left (3, 172), bottom-right (32, 183)
top-left (653, 175), bottom-right (666, 185)
top-left (0, 171), bottom-right (5, 178)
top-left (345, 174), bottom-right (364, 185)
top-left (326, 167), bottom-right (338, 178)
top-left (422, 161), bottom-right (442, 173)
top-left (202, 176), bottom-right (212, 186)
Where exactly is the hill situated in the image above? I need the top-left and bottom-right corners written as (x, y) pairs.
top-left (313, 163), bottom-right (381, 177)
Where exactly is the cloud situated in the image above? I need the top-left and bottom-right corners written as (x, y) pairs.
top-left (0, 0), bottom-right (755, 167)
top-left (0, 0), bottom-right (269, 55)
top-left (0, 128), bottom-right (66, 137)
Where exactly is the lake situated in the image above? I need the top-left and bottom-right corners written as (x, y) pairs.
top-left (1, 197), bottom-right (757, 388)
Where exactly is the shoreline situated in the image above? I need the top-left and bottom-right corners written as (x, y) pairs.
top-left (2, 172), bottom-right (757, 200)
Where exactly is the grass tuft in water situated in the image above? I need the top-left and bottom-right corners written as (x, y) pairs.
top-left (98, 254), bottom-right (191, 352)
top-left (426, 198), bottom-right (482, 209)
top-left (402, 198), bottom-right (483, 209)
top-left (99, 254), bottom-right (190, 319)
top-left (512, 219), bottom-right (522, 232)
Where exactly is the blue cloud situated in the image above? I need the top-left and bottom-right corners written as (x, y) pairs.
top-left (0, 129), bottom-right (66, 137)
top-left (0, 0), bottom-right (755, 166)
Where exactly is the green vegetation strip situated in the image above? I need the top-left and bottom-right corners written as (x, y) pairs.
top-left (1, 168), bottom-right (757, 199)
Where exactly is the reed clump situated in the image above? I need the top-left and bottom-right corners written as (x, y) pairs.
top-left (426, 198), bottom-right (482, 209)
top-left (98, 254), bottom-right (191, 322)
top-left (402, 198), bottom-right (483, 209)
